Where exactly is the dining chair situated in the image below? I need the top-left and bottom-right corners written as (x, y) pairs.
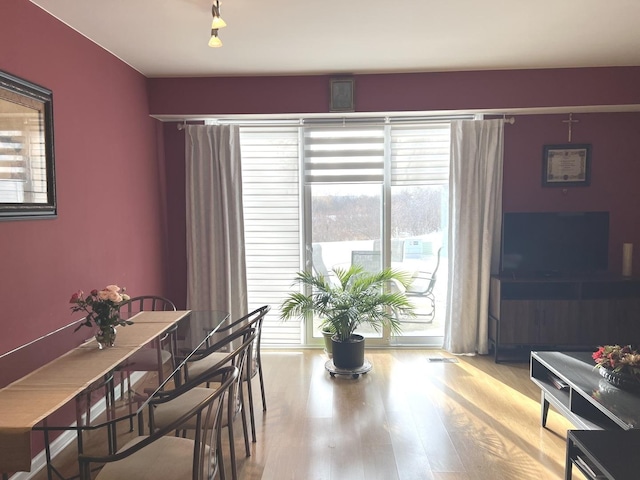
top-left (74, 372), bottom-right (118, 455)
top-left (78, 365), bottom-right (238, 480)
top-left (151, 325), bottom-right (257, 480)
top-left (41, 372), bottom-right (118, 480)
top-left (186, 305), bottom-right (270, 443)
top-left (115, 295), bottom-right (178, 429)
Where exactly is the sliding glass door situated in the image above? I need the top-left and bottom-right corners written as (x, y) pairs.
top-left (388, 184), bottom-right (447, 345)
top-left (388, 125), bottom-right (449, 345)
top-left (240, 119), bottom-right (451, 347)
top-left (303, 124), bottom-right (449, 346)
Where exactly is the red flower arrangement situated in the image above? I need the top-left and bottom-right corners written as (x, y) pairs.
top-left (592, 344), bottom-right (640, 376)
top-left (70, 285), bottom-right (132, 330)
top-left (70, 285), bottom-right (133, 347)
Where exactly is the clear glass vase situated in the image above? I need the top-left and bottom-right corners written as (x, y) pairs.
top-left (95, 326), bottom-right (117, 349)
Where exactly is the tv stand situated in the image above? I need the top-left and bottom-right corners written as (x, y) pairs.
top-left (489, 274), bottom-right (640, 362)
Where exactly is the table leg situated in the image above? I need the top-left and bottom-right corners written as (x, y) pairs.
top-left (42, 420), bottom-right (54, 480)
top-left (541, 391), bottom-right (550, 427)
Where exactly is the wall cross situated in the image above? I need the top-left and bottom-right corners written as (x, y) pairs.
top-left (562, 113), bottom-right (579, 142)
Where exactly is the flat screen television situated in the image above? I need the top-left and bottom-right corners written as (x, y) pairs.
top-left (501, 211), bottom-right (609, 277)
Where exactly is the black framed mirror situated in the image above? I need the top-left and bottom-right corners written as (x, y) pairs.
top-left (0, 70), bottom-right (56, 219)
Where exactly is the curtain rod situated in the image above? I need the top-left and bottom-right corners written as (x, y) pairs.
top-left (164, 103), bottom-right (640, 130)
top-left (176, 115), bottom-right (515, 130)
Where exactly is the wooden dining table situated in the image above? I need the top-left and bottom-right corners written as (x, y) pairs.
top-left (0, 310), bottom-right (203, 474)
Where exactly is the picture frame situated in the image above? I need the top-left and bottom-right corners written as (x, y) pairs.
top-left (0, 70), bottom-right (56, 219)
top-left (542, 143), bottom-right (591, 187)
top-left (329, 77), bottom-right (354, 112)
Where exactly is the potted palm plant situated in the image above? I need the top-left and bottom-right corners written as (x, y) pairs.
top-left (281, 265), bottom-right (415, 369)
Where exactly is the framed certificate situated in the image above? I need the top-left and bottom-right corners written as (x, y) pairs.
top-left (542, 144), bottom-right (591, 187)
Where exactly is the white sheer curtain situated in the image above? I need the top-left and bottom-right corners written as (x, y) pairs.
top-left (444, 119), bottom-right (504, 355)
top-left (185, 125), bottom-right (247, 320)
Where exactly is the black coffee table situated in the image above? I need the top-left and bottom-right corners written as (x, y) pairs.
top-left (531, 351), bottom-right (640, 479)
top-left (530, 351), bottom-right (640, 430)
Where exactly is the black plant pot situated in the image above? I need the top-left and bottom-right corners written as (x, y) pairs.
top-left (331, 334), bottom-right (365, 369)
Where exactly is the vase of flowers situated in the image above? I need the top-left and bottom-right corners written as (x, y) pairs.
top-left (70, 285), bottom-right (132, 349)
top-left (592, 344), bottom-right (640, 393)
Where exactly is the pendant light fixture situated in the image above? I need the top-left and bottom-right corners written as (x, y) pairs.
top-left (209, 0), bottom-right (226, 47)
top-left (208, 29), bottom-right (222, 47)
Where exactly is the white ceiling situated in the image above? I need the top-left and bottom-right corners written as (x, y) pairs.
top-left (29, 0), bottom-right (640, 78)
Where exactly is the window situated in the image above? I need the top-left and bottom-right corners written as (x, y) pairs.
top-left (238, 118), bottom-right (455, 346)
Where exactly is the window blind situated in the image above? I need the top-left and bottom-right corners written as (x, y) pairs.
top-left (240, 126), bottom-right (303, 345)
top-left (391, 124), bottom-right (450, 186)
top-left (303, 126), bottom-right (384, 184)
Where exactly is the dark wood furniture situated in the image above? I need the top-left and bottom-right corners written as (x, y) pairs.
top-left (531, 351), bottom-right (640, 479)
top-left (489, 275), bottom-right (640, 362)
top-left (566, 429), bottom-right (640, 480)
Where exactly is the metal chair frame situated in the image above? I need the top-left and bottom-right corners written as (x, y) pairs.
top-left (153, 326), bottom-right (257, 480)
top-left (209, 305), bottom-right (270, 443)
top-left (115, 295), bottom-right (178, 430)
top-left (78, 366), bottom-right (238, 480)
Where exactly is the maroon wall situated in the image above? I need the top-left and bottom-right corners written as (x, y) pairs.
top-left (0, 0), bottom-right (168, 355)
top-left (502, 112), bottom-right (640, 273)
top-left (148, 67), bottom-right (640, 115)
top-left (163, 123), bottom-right (189, 309)
top-left (149, 69), bottom-right (640, 306)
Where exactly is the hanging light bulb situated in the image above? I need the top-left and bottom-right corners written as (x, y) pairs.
top-left (211, 1), bottom-right (227, 29)
top-left (208, 29), bottom-right (223, 48)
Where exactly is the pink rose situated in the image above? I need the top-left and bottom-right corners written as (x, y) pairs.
top-left (107, 290), bottom-right (123, 303)
top-left (69, 291), bottom-right (83, 303)
top-left (105, 285), bottom-right (121, 292)
top-left (97, 289), bottom-right (110, 300)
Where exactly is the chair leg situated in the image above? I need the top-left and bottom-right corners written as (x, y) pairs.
top-left (224, 383), bottom-right (242, 480)
top-left (217, 422), bottom-right (226, 480)
top-left (239, 392), bottom-right (251, 458)
top-left (227, 412), bottom-right (238, 480)
top-left (122, 371), bottom-right (135, 432)
top-left (257, 361), bottom-right (267, 412)
top-left (245, 376), bottom-right (257, 443)
top-left (106, 375), bottom-right (118, 453)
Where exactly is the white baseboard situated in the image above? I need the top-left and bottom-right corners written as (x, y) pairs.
top-left (12, 372), bottom-right (145, 480)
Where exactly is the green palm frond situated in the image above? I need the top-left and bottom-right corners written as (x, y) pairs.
top-left (280, 264), bottom-right (416, 342)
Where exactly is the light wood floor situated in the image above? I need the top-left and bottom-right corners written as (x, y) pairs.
top-left (29, 349), bottom-right (584, 480)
